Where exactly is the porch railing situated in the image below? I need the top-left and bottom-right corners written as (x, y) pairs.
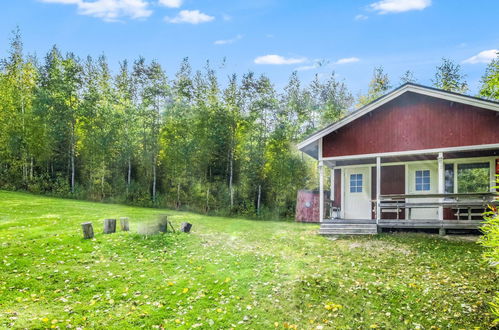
top-left (375, 192), bottom-right (497, 220)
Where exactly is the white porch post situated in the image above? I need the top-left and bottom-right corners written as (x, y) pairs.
top-left (319, 161), bottom-right (324, 222)
top-left (376, 156), bottom-right (381, 224)
top-left (437, 152), bottom-right (444, 221)
top-left (330, 167), bottom-right (335, 202)
top-left (319, 138), bottom-right (324, 222)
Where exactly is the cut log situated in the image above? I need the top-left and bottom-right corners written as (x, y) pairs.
top-left (120, 217), bottom-right (130, 231)
top-left (104, 219), bottom-right (116, 234)
top-left (180, 222), bottom-right (192, 233)
top-left (158, 215), bottom-right (168, 233)
top-left (82, 222), bottom-right (94, 239)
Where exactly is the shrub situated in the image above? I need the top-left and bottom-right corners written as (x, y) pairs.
top-left (480, 203), bottom-right (499, 323)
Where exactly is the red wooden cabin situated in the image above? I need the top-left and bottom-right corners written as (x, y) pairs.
top-left (298, 83), bottom-right (499, 234)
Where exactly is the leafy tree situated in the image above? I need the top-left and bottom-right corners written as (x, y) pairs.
top-left (357, 66), bottom-right (391, 106)
top-left (432, 58), bottom-right (468, 93)
top-left (400, 70), bottom-right (417, 84)
top-left (479, 52), bottom-right (499, 100)
top-left (0, 28), bottom-right (360, 219)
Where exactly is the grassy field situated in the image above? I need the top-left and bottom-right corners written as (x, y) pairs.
top-left (0, 191), bottom-right (497, 329)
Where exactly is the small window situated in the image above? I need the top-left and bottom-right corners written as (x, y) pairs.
top-left (415, 170), bottom-right (431, 191)
top-left (445, 164), bottom-right (454, 193)
top-left (350, 174), bottom-right (363, 193)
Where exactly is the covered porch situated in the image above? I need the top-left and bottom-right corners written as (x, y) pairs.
top-left (317, 145), bottom-right (499, 235)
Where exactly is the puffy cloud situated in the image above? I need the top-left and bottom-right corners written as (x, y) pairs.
top-left (214, 35), bottom-right (243, 45)
top-left (158, 0), bottom-right (182, 8)
top-left (334, 57), bottom-right (360, 65)
top-left (462, 49), bottom-right (498, 64)
top-left (165, 9), bottom-right (214, 24)
top-left (38, 0), bottom-right (152, 21)
top-left (254, 54), bottom-right (307, 65)
top-left (370, 0), bottom-right (431, 14)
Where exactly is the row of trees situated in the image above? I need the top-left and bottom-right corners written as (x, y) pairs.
top-left (0, 28), bottom-right (498, 218)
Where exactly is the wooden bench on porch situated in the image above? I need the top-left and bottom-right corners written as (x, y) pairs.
top-left (377, 192), bottom-right (496, 220)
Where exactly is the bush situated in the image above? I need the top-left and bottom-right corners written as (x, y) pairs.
top-left (480, 205), bottom-right (499, 323)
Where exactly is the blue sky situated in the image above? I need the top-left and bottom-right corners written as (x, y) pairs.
top-left (1, 0), bottom-right (498, 95)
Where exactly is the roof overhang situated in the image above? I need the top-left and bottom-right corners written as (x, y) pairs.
top-left (297, 83), bottom-right (499, 159)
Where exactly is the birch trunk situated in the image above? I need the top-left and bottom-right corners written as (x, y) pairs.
top-left (152, 156), bottom-right (157, 203)
top-left (71, 145), bottom-right (75, 193)
top-left (257, 184), bottom-right (261, 216)
top-left (127, 157), bottom-right (131, 195)
top-left (101, 163), bottom-right (105, 200)
top-left (30, 157), bottom-right (33, 180)
top-left (70, 126), bottom-right (75, 194)
top-left (177, 182), bottom-right (180, 209)
top-left (206, 187), bottom-right (210, 213)
top-left (229, 150), bottom-right (234, 209)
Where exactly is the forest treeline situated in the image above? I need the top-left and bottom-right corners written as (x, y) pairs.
top-left (1, 28), bottom-right (498, 219)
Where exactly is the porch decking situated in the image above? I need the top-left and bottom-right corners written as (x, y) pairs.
top-left (318, 219), bottom-right (483, 235)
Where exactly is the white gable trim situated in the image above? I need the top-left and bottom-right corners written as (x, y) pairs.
top-left (297, 84), bottom-right (499, 152)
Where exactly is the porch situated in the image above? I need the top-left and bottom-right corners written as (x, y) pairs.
top-left (319, 219), bottom-right (485, 235)
top-left (316, 147), bottom-right (499, 235)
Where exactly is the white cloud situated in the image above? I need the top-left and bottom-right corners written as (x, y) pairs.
top-left (165, 9), bottom-right (214, 24)
top-left (214, 35), bottom-right (243, 45)
top-left (296, 64), bottom-right (318, 71)
top-left (296, 59), bottom-right (330, 71)
top-left (38, 0), bottom-right (152, 21)
top-left (158, 0), bottom-right (182, 8)
top-left (462, 49), bottom-right (498, 64)
top-left (254, 55), bottom-right (307, 65)
top-left (334, 57), bottom-right (360, 65)
top-left (370, 0), bottom-right (431, 14)
top-left (355, 14), bottom-right (368, 21)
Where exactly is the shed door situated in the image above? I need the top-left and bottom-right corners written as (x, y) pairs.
top-left (344, 167), bottom-right (371, 219)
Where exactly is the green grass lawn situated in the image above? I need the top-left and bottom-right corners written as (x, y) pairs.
top-left (0, 190), bottom-right (497, 329)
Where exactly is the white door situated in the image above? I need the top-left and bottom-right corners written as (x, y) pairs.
top-left (344, 167), bottom-right (372, 219)
top-left (407, 163), bottom-right (438, 220)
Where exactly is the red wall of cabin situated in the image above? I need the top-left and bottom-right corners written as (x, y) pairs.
top-left (371, 165), bottom-right (406, 219)
top-left (323, 92), bottom-right (499, 158)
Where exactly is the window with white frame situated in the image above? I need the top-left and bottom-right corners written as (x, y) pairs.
top-left (415, 170), bottom-right (431, 191)
top-left (350, 174), bottom-right (363, 193)
top-left (457, 162), bottom-right (490, 193)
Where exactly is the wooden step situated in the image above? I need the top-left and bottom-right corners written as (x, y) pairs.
top-left (321, 224), bottom-right (377, 229)
top-left (319, 223), bottom-right (378, 235)
top-left (319, 229), bottom-right (378, 235)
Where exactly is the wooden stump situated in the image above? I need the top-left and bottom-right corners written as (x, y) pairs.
top-left (120, 217), bottom-right (130, 231)
top-left (104, 219), bottom-right (116, 234)
top-left (158, 215), bottom-right (168, 233)
top-left (82, 222), bottom-right (94, 239)
top-left (180, 222), bottom-right (192, 233)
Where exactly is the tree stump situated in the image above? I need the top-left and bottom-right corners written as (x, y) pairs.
top-left (82, 222), bottom-right (94, 239)
top-left (120, 217), bottom-right (130, 231)
top-left (158, 215), bottom-right (168, 233)
top-left (180, 222), bottom-right (192, 233)
top-left (104, 219), bottom-right (116, 234)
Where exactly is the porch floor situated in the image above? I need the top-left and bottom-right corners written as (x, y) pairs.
top-left (319, 218), bottom-right (483, 235)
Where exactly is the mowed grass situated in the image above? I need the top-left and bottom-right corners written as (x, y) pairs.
top-left (0, 191), bottom-right (497, 329)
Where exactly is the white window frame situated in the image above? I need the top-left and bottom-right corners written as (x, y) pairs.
top-left (415, 169), bottom-right (431, 191)
top-left (349, 173), bottom-right (363, 193)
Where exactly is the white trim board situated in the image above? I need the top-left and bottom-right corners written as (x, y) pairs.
top-left (321, 143), bottom-right (499, 162)
top-left (297, 83), bottom-right (499, 153)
